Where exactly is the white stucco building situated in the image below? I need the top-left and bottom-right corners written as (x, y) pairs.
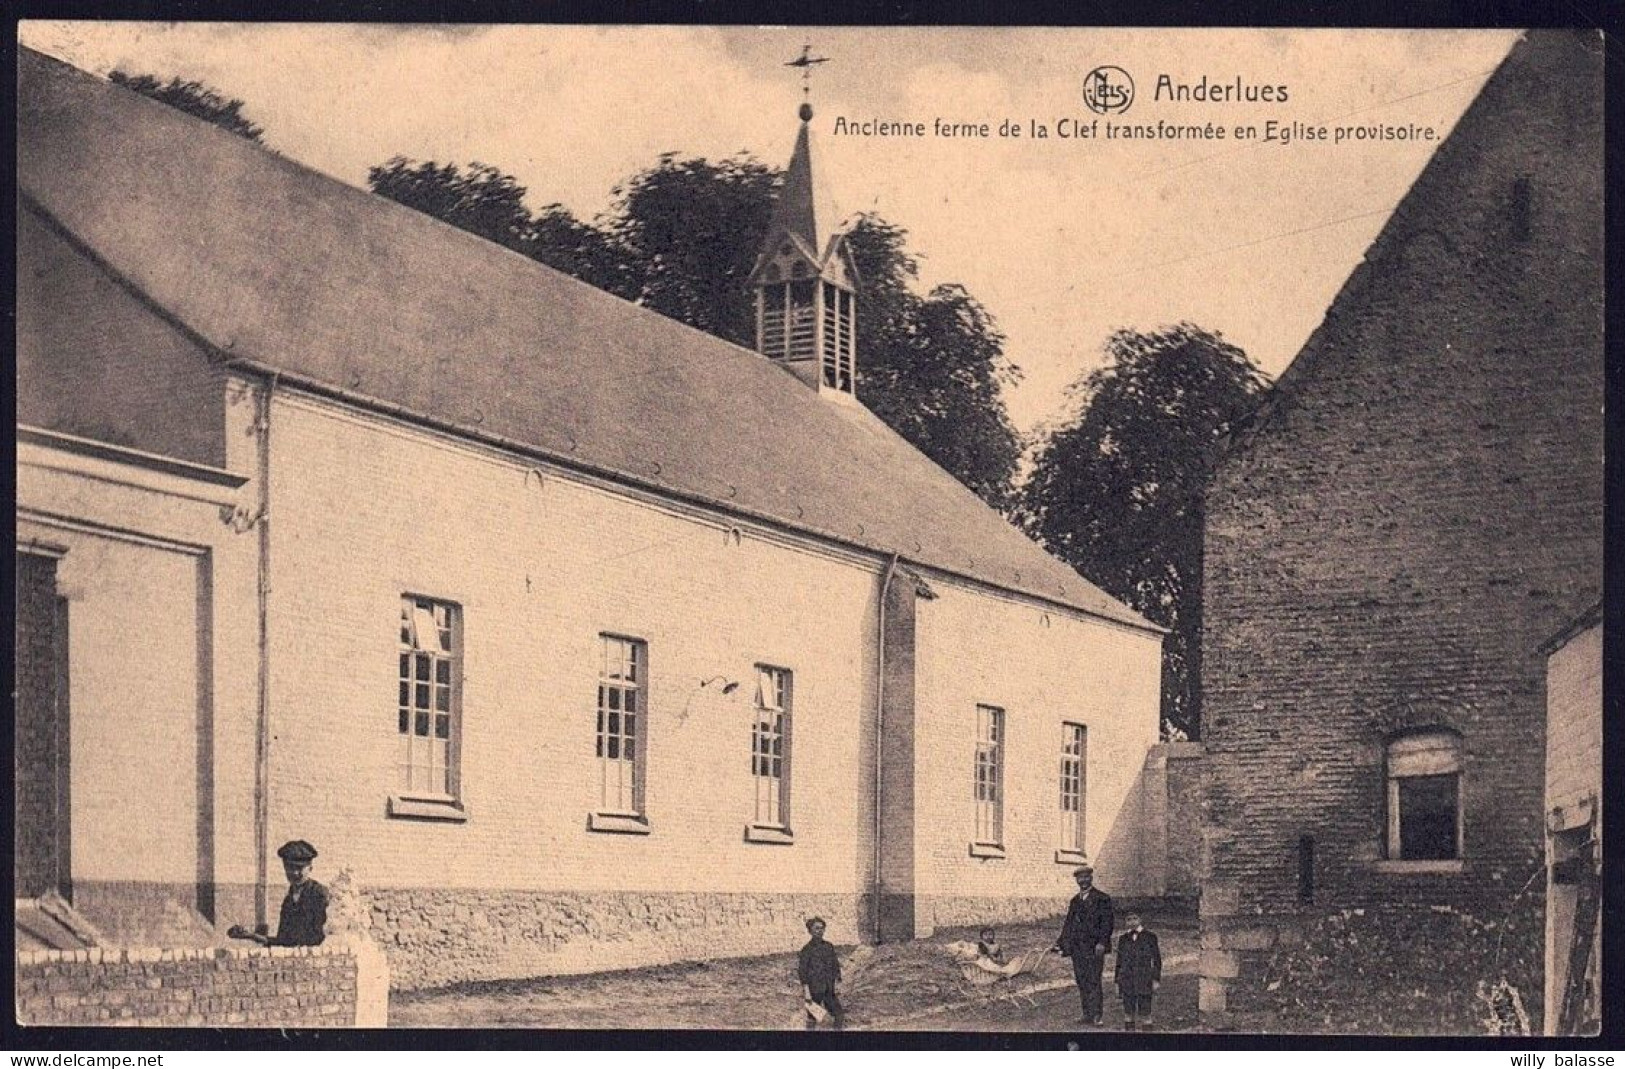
top-left (16, 47), bottom-right (1164, 988)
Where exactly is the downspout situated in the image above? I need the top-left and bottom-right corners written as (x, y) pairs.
top-left (871, 552), bottom-right (901, 944)
top-left (252, 373), bottom-right (278, 928)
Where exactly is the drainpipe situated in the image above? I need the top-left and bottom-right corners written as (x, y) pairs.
top-left (871, 552), bottom-right (901, 944)
top-left (252, 373), bottom-right (277, 928)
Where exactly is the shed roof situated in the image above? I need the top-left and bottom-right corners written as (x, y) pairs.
top-left (16, 47), bottom-right (1154, 629)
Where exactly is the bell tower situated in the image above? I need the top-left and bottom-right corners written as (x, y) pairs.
top-left (750, 48), bottom-right (859, 399)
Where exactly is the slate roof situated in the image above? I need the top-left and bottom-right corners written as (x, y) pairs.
top-left (17, 47), bottom-right (1155, 630)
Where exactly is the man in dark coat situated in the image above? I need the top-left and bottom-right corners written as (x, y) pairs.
top-left (1051, 864), bottom-right (1114, 1025)
top-left (229, 839), bottom-right (329, 947)
top-left (1113, 910), bottom-right (1162, 1031)
top-left (798, 916), bottom-right (844, 1030)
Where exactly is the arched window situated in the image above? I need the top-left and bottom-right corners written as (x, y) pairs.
top-left (1385, 730), bottom-right (1463, 860)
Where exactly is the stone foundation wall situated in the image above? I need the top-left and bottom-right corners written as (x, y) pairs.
top-left (367, 889), bottom-right (867, 990)
top-left (15, 944), bottom-right (365, 1027)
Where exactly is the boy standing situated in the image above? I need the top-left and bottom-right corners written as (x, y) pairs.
top-left (1114, 910), bottom-right (1162, 1032)
top-left (798, 916), bottom-right (845, 1030)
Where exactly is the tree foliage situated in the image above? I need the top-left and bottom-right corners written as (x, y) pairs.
top-left (367, 158), bottom-right (536, 255)
top-left (604, 154), bottom-right (780, 347)
top-left (109, 71), bottom-right (264, 142)
top-left (850, 215), bottom-right (1022, 509)
top-left (368, 152), bottom-right (1023, 507)
top-left (1022, 323), bottom-right (1269, 738)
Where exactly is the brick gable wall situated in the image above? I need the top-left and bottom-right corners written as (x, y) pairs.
top-left (1198, 31), bottom-right (1603, 1029)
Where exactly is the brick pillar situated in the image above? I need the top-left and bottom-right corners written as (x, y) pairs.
top-left (1164, 742), bottom-right (1206, 899)
top-left (15, 549), bottom-right (68, 899)
top-left (876, 573), bottom-right (920, 942)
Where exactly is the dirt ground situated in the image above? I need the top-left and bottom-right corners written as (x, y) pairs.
top-left (390, 907), bottom-right (1198, 1032)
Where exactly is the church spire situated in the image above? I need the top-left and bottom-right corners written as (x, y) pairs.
top-left (763, 112), bottom-right (840, 265)
top-left (751, 45), bottom-right (859, 399)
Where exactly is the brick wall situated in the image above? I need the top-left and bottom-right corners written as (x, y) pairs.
top-left (15, 945), bottom-right (358, 1027)
top-left (910, 581), bottom-right (1163, 919)
top-left (1199, 31), bottom-right (1603, 1029)
top-left (876, 573), bottom-right (921, 942)
top-left (1544, 622), bottom-right (1602, 823)
top-left (260, 391), bottom-right (877, 901)
top-left (17, 369), bottom-right (1164, 986)
top-left (1163, 743), bottom-right (1204, 898)
top-left (250, 388), bottom-right (1162, 983)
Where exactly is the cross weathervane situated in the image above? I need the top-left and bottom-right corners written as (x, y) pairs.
top-left (785, 43), bottom-right (830, 99)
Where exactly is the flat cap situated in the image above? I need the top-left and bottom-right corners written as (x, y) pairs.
top-left (277, 840), bottom-right (318, 864)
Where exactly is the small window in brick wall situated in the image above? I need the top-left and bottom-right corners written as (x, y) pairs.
top-left (1509, 175), bottom-right (1533, 243)
top-left (1059, 723), bottom-right (1087, 855)
top-left (750, 666), bottom-right (792, 829)
top-left (1385, 730), bottom-right (1463, 861)
top-left (974, 705), bottom-right (1005, 847)
top-left (398, 596), bottom-right (460, 800)
top-left (596, 634), bottom-right (648, 817)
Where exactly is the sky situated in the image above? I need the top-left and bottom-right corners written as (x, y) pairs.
top-left (18, 23), bottom-right (1521, 435)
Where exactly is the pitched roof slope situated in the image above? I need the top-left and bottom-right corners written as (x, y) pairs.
top-left (17, 47), bottom-right (1153, 629)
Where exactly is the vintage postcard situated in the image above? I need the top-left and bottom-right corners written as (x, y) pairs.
top-left (12, 23), bottom-right (1604, 1041)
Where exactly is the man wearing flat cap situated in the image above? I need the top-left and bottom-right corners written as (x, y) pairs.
top-left (1050, 863), bottom-right (1114, 1026)
top-left (229, 840), bottom-right (329, 947)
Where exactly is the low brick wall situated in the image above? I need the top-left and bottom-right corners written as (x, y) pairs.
top-left (368, 889), bottom-right (866, 990)
top-left (16, 944), bottom-right (362, 1026)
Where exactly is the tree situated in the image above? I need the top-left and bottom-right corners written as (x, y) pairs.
top-left (849, 216), bottom-right (1023, 509)
top-left (368, 153), bottom-right (1024, 508)
top-left (367, 158), bottom-right (536, 256)
top-left (108, 71), bottom-right (264, 142)
top-left (1022, 323), bottom-right (1270, 738)
top-left (530, 204), bottom-right (635, 297)
top-left (604, 153), bottom-right (779, 347)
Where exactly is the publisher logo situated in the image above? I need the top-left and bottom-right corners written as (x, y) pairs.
top-left (1083, 66), bottom-right (1134, 114)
